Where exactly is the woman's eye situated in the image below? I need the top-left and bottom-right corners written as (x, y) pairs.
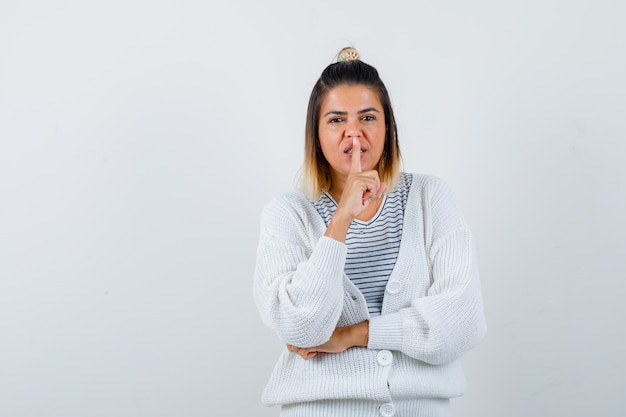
top-left (329, 118), bottom-right (343, 124)
top-left (362, 115), bottom-right (375, 121)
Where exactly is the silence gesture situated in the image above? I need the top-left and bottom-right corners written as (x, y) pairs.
top-left (323, 138), bottom-right (386, 243)
top-left (342, 137), bottom-right (387, 217)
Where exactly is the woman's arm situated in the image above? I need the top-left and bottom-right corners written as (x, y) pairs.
top-left (253, 196), bottom-right (347, 348)
top-left (368, 227), bottom-right (486, 364)
top-left (367, 178), bottom-right (487, 364)
top-left (286, 320), bottom-right (369, 360)
top-left (255, 141), bottom-right (386, 349)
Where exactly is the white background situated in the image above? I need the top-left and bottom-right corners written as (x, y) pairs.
top-left (1, 1), bottom-right (625, 416)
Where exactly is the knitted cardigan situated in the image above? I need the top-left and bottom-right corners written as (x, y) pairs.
top-left (253, 173), bottom-right (487, 406)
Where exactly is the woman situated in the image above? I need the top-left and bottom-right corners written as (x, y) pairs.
top-left (253, 47), bottom-right (487, 417)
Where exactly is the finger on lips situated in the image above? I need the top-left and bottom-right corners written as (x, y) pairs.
top-left (350, 138), bottom-right (362, 173)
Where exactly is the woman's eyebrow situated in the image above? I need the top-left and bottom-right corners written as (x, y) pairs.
top-left (322, 108), bottom-right (380, 117)
top-left (322, 110), bottom-right (348, 117)
top-left (357, 107), bottom-right (380, 114)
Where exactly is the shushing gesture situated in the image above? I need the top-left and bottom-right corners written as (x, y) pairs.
top-left (338, 138), bottom-right (387, 220)
top-left (288, 138), bottom-right (382, 358)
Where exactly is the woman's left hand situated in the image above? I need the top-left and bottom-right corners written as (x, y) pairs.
top-left (286, 321), bottom-right (369, 360)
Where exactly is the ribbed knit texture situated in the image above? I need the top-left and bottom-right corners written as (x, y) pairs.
top-left (281, 398), bottom-right (451, 417)
top-left (253, 173), bottom-right (487, 407)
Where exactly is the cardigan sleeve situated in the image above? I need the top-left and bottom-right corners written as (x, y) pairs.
top-left (367, 177), bottom-right (487, 365)
top-left (253, 194), bottom-right (347, 348)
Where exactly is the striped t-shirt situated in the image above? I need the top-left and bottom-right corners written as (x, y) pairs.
top-left (313, 173), bottom-right (413, 316)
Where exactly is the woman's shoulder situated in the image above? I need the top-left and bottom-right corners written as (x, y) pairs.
top-left (263, 189), bottom-right (313, 212)
top-left (403, 172), bottom-right (463, 211)
top-left (260, 189), bottom-right (319, 224)
top-left (257, 189), bottom-right (326, 242)
top-left (403, 172), bottom-right (466, 227)
top-left (402, 172), bottom-right (453, 194)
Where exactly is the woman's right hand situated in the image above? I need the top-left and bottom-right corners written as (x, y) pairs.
top-left (325, 139), bottom-right (386, 242)
top-left (338, 138), bottom-right (387, 217)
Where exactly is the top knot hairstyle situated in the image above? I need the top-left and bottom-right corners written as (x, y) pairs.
top-left (301, 47), bottom-right (402, 199)
top-left (336, 46), bottom-right (360, 62)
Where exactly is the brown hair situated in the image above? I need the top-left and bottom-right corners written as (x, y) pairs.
top-left (300, 47), bottom-right (402, 199)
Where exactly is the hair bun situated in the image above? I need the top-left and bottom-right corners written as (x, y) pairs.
top-left (336, 46), bottom-right (360, 63)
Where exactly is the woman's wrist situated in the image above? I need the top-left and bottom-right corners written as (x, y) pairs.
top-left (324, 209), bottom-right (354, 243)
top-left (349, 320), bottom-right (369, 348)
top-left (362, 320), bottom-right (369, 347)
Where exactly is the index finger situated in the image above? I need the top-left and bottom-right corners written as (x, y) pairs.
top-left (350, 138), bottom-right (362, 173)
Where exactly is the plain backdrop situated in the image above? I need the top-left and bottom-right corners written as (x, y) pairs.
top-left (1, 1), bottom-right (625, 416)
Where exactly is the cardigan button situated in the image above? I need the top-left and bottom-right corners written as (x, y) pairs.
top-left (386, 280), bottom-right (402, 294)
top-left (377, 350), bottom-right (393, 366)
top-left (379, 402), bottom-right (396, 417)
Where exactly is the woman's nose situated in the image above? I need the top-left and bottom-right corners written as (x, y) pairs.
top-left (345, 119), bottom-right (361, 138)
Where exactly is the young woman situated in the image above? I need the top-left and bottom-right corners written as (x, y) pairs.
top-left (253, 47), bottom-right (487, 417)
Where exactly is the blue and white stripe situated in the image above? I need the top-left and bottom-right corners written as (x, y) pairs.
top-left (313, 173), bottom-right (413, 316)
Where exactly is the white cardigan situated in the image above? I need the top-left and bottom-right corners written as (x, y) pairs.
top-left (253, 174), bottom-right (487, 406)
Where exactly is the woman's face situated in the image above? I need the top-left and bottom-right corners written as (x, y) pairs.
top-left (318, 84), bottom-right (386, 183)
